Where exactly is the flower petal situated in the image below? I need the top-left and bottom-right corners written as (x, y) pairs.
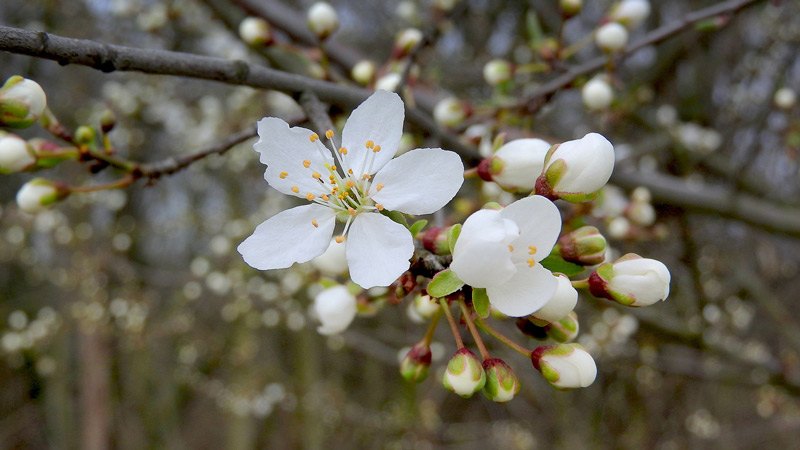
top-left (369, 148), bottom-right (464, 215)
top-left (450, 209), bottom-right (518, 288)
top-left (501, 196), bottom-right (562, 263)
top-left (345, 212), bottom-right (413, 289)
top-left (238, 204), bottom-right (336, 270)
top-left (341, 90), bottom-right (405, 175)
top-left (487, 263), bottom-right (557, 317)
top-left (255, 117), bottom-right (335, 199)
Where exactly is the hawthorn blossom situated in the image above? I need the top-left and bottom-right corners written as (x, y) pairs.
top-left (450, 195), bottom-right (562, 317)
top-left (238, 90), bottom-right (464, 288)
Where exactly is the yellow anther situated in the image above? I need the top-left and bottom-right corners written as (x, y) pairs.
top-left (346, 180), bottom-right (355, 188)
top-left (527, 258), bottom-right (535, 268)
top-left (348, 207), bottom-right (357, 216)
top-left (339, 147), bottom-right (348, 155)
top-left (291, 186), bottom-right (300, 193)
top-left (321, 194), bottom-right (329, 201)
top-left (348, 168), bottom-right (354, 175)
top-left (375, 203), bottom-right (384, 211)
top-left (372, 145), bottom-right (381, 153)
top-left (331, 165), bottom-right (337, 171)
top-left (303, 160), bottom-right (311, 168)
top-left (376, 183), bottom-right (384, 192)
top-left (306, 193), bottom-right (316, 201)
top-left (508, 245), bottom-right (514, 252)
top-left (279, 171), bottom-right (288, 179)
top-left (311, 219), bottom-right (319, 228)
top-left (335, 235), bottom-right (345, 243)
top-left (309, 133), bottom-right (319, 142)
top-left (528, 245), bottom-right (537, 255)
top-left (312, 171), bottom-right (322, 179)
top-left (362, 173), bottom-right (371, 180)
top-left (366, 140), bottom-right (375, 149)
top-left (325, 129), bottom-right (335, 139)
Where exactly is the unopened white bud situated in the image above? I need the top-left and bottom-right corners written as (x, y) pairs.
top-left (609, 0), bottom-right (651, 29)
top-left (313, 285), bottom-right (357, 335)
top-left (595, 22), bottom-right (628, 52)
top-left (533, 274), bottom-right (578, 323)
top-left (375, 73), bottom-right (402, 92)
top-left (656, 105), bottom-right (678, 127)
top-left (627, 200), bottom-right (655, 226)
top-left (239, 17), bottom-right (272, 46)
top-left (607, 216), bottom-right (630, 239)
top-left (582, 76), bottom-right (614, 110)
top-left (351, 60), bottom-right (376, 85)
top-left (775, 87), bottom-right (796, 109)
top-left (631, 186), bottom-right (651, 203)
top-left (483, 59), bottom-right (513, 86)
top-left (589, 254), bottom-right (670, 307)
top-left (16, 178), bottom-right (64, 213)
top-left (560, 0), bottom-right (583, 16)
top-left (311, 239), bottom-right (347, 276)
top-left (0, 133), bottom-right (35, 174)
top-left (307, 2), bottom-right (339, 39)
top-left (538, 133), bottom-right (615, 202)
top-left (0, 76), bottom-right (47, 128)
top-left (433, 97), bottom-right (467, 128)
top-left (394, 28), bottom-right (423, 57)
top-left (532, 344), bottom-right (597, 388)
top-left (488, 138), bottom-right (550, 192)
top-left (395, 1), bottom-right (418, 22)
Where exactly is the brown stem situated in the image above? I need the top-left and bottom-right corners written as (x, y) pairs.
top-left (476, 318), bottom-right (530, 357)
top-left (439, 298), bottom-right (464, 349)
top-left (458, 299), bottom-right (490, 360)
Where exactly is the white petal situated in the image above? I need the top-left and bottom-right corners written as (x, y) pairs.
top-left (345, 212), bottom-right (413, 288)
top-left (450, 209), bottom-right (518, 288)
top-left (486, 263), bottom-right (557, 317)
top-left (492, 138), bottom-right (550, 191)
top-left (550, 133), bottom-right (614, 194)
top-left (313, 285), bottom-right (357, 335)
top-left (310, 239), bottom-right (348, 276)
top-left (533, 274), bottom-right (578, 323)
top-left (341, 90), bottom-right (404, 175)
top-left (369, 148), bottom-right (464, 215)
top-left (501, 196), bottom-right (561, 263)
top-left (238, 204), bottom-right (336, 270)
top-left (255, 117), bottom-right (334, 199)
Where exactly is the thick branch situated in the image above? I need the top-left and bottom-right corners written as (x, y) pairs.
top-left (517, 0), bottom-right (767, 111)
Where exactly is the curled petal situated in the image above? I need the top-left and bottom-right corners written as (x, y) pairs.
top-left (370, 148), bottom-right (464, 215)
top-left (486, 263), bottom-right (557, 317)
top-left (238, 204), bottom-right (336, 270)
top-left (346, 213), bottom-right (413, 289)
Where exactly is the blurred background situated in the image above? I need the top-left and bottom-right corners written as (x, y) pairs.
top-left (2, 0), bottom-right (800, 448)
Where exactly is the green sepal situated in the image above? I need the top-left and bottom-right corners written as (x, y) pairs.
top-left (409, 219), bottom-right (428, 237)
top-left (472, 288), bottom-right (490, 319)
top-left (427, 269), bottom-right (464, 298)
top-left (540, 252), bottom-right (585, 278)
top-left (446, 223), bottom-right (461, 254)
top-left (381, 209), bottom-right (408, 227)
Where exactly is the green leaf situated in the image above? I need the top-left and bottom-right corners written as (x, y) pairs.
top-left (428, 269), bottom-right (464, 298)
top-left (447, 224), bottom-right (462, 254)
top-left (409, 219), bottom-right (428, 237)
top-left (381, 209), bottom-right (408, 227)
top-left (540, 254), bottom-right (585, 278)
top-left (472, 288), bottom-right (490, 319)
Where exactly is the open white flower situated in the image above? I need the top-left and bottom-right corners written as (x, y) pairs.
top-left (450, 195), bottom-right (561, 317)
top-left (238, 90), bottom-right (464, 288)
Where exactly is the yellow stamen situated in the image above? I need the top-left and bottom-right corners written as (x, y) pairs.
top-left (311, 219), bottom-right (319, 228)
top-left (279, 171), bottom-right (288, 179)
top-left (325, 129), bottom-right (334, 139)
top-left (508, 245), bottom-right (514, 252)
top-left (376, 183), bottom-right (384, 192)
top-left (365, 140), bottom-right (375, 149)
top-left (321, 194), bottom-right (329, 201)
top-left (375, 204), bottom-right (384, 211)
top-left (312, 171), bottom-right (322, 179)
top-left (372, 145), bottom-right (381, 153)
top-left (361, 173), bottom-right (371, 180)
top-left (306, 193), bottom-right (316, 201)
top-left (303, 160), bottom-right (311, 168)
top-left (339, 147), bottom-right (348, 155)
top-left (309, 133), bottom-right (319, 142)
top-left (346, 180), bottom-right (355, 188)
top-left (335, 235), bottom-right (345, 243)
top-left (348, 168), bottom-right (354, 175)
top-left (527, 258), bottom-right (535, 268)
top-left (291, 186), bottom-right (300, 193)
top-left (528, 245), bottom-right (537, 255)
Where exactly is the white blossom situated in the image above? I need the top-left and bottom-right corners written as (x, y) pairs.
top-left (0, 133), bottom-right (35, 173)
top-left (590, 254), bottom-right (670, 306)
top-left (609, 0), bottom-right (651, 29)
top-left (238, 17), bottom-right (272, 46)
top-left (0, 76), bottom-right (47, 128)
top-left (307, 2), bottom-right (339, 39)
top-left (533, 274), bottom-right (578, 323)
top-left (313, 285), bottom-right (357, 335)
top-left (238, 91), bottom-right (464, 288)
top-left (595, 22), bottom-right (628, 52)
top-left (534, 344), bottom-right (597, 388)
top-left (490, 138), bottom-right (550, 192)
top-left (16, 179), bottom-right (60, 213)
top-left (582, 76), bottom-right (614, 110)
top-left (539, 133), bottom-right (615, 201)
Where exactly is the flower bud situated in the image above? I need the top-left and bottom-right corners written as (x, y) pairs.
top-left (239, 17), bottom-right (273, 46)
top-left (400, 341), bottom-right (432, 383)
top-left (589, 253), bottom-right (670, 306)
top-left (374, 73), bottom-right (401, 92)
top-left (482, 358), bottom-right (521, 402)
top-left (311, 238), bottom-right (348, 276)
top-left (532, 274), bottom-right (578, 323)
top-left (0, 132), bottom-right (35, 174)
top-left (412, 294), bottom-right (440, 320)
top-left (442, 348), bottom-right (486, 397)
top-left (535, 133), bottom-right (615, 202)
top-left (99, 109), bottom-right (117, 133)
top-left (480, 138), bottom-right (550, 192)
top-left (560, 0), bottom-right (583, 17)
top-left (482, 59), bottom-right (513, 86)
top-left (351, 60), bottom-right (376, 85)
top-left (595, 22), bottom-right (628, 52)
top-left (558, 226), bottom-right (607, 266)
top-left (433, 97), bottom-right (468, 128)
top-left (607, 216), bottom-right (630, 239)
top-left (16, 178), bottom-right (68, 213)
top-left (609, 0), bottom-right (651, 29)
top-left (420, 225), bottom-right (456, 255)
top-left (545, 311), bottom-right (579, 343)
top-left (581, 76), bottom-right (614, 110)
top-left (0, 76), bottom-right (47, 128)
top-left (774, 87), bottom-right (796, 110)
top-left (433, 0), bottom-right (459, 12)
top-left (531, 343), bottom-right (597, 388)
top-left (313, 285), bottom-right (357, 335)
top-left (627, 199), bottom-right (655, 226)
top-left (394, 28), bottom-right (424, 58)
top-left (307, 2), bottom-right (339, 40)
